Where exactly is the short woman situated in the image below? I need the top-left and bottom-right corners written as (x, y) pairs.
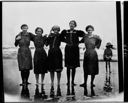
top-left (33, 27), bottom-right (48, 85)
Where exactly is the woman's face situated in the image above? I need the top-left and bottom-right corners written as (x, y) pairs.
top-left (22, 26), bottom-right (28, 32)
top-left (69, 21), bottom-right (76, 30)
top-left (53, 29), bottom-right (59, 34)
top-left (87, 27), bottom-right (93, 34)
top-left (36, 28), bottom-right (43, 35)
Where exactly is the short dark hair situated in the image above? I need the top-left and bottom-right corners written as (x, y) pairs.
top-left (21, 24), bottom-right (28, 29)
top-left (86, 25), bottom-right (94, 31)
top-left (69, 20), bottom-right (77, 27)
top-left (35, 27), bottom-right (43, 34)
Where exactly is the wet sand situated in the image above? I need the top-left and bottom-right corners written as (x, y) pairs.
top-left (3, 59), bottom-right (122, 102)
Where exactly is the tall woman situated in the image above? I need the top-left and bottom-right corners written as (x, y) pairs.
top-left (15, 24), bottom-right (35, 86)
top-left (61, 20), bottom-right (85, 86)
top-left (33, 27), bottom-right (48, 85)
top-left (80, 25), bottom-right (102, 96)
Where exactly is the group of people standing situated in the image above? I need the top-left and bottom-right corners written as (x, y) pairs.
top-left (15, 20), bottom-right (102, 96)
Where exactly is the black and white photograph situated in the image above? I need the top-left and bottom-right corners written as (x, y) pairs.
top-left (2, 1), bottom-right (124, 102)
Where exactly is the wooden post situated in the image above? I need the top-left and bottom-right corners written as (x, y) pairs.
top-left (124, 1), bottom-right (128, 102)
top-left (116, 1), bottom-right (123, 93)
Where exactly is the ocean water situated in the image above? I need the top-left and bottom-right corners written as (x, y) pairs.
top-left (2, 47), bottom-right (118, 61)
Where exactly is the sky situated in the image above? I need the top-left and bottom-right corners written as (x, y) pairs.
top-left (2, 1), bottom-right (117, 49)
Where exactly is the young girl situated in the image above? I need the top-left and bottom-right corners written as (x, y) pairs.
top-left (33, 27), bottom-right (48, 85)
top-left (61, 20), bottom-right (85, 86)
top-left (46, 25), bottom-right (63, 87)
top-left (103, 42), bottom-right (113, 74)
top-left (80, 25), bottom-right (102, 96)
top-left (14, 24), bottom-right (35, 86)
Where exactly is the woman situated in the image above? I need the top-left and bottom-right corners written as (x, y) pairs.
top-left (33, 27), bottom-right (48, 85)
top-left (61, 20), bottom-right (85, 86)
top-left (46, 25), bottom-right (63, 87)
top-left (80, 25), bottom-right (102, 96)
top-left (14, 24), bottom-right (35, 86)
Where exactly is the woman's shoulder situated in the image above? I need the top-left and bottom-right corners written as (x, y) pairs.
top-left (28, 32), bottom-right (35, 37)
top-left (76, 29), bottom-right (85, 33)
top-left (28, 32), bottom-right (34, 35)
top-left (93, 34), bottom-right (101, 40)
top-left (61, 29), bottom-right (70, 33)
top-left (61, 29), bottom-right (67, 32)
top-left (16, 32), bottom-right (22, 37)
top-left (48, 33), bottom-right (55, 37)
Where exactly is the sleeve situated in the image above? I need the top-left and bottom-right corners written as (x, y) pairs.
top-left (79, 33), bottom-right (88, 43)
top-left (45, 35), bottom-right (51, 46)
top-left (14, 34), bottom-right (20, 47)
top-left (77, 30), bottom-right (85, 37)
top-left (103, 49), bottom-right (106, 60)
top-left (29, 32), bottom-right (35, 41)
top-left (60, 30), bottom-right (67, 43)
top-left (95, 35), bottom-right (102, 49)
top-left (79, 37), bottom-right (84, 43)
top-left (43, 35), bottom-right (48, 46)
top-left (111, 50), bottom-right (113, 57)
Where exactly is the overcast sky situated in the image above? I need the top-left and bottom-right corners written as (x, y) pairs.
top-left (2, 1), bottom-right (117, 49)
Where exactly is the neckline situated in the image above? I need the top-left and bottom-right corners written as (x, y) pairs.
top-left (88, 34), bottom-right (94, 38)
top-left (21, 32), bottom-right (28, 36)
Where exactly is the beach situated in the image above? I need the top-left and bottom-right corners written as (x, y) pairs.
top-left (3, 58), bottom-right (122, 102)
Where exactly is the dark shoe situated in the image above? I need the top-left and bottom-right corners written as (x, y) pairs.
top-left (42, 94), bottom-right (48, 99)
top-left (67, 85), bottom-right (70, 95)
top-left (50, 91), bottom-right (54, 98)
top-left (67, 90), bottom-right (70, 95)
top-left (80, 83), bottom-right (86, 87)
top-left (57, 90), bottom-right (61, 97)
top-left (57, 85), bottom-right (61, 97)
top-left (91, 84), bottom-right (95, 87)
top-left (27, 82), bottom-right (31, 85)
top-left (84, 87), bottom-right (88, 96)
top-left (50, 86), bottom-right (54, 98)
top-left (20, 81), bottom-right (27, 86)
top-left (91, 88), bottom-right (95, 97)
top-left (67, 82), bottom-right (70, 86)
top-left (20, 83), bottom-right (24, 86)
top-left (91, 92), bottom-right (95, 97)
top-left (72, 82), bottom-right (76, 86)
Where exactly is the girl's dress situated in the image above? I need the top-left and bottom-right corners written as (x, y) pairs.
top-left (103, 48), bottom-right (113, 61)
top-left (82, 35), bottom-right (102, 75)
top-left (15, 32), bottom-right (35, 71)
top-left (61, 29), bottom-right (85, 68)
top-left (46, 33), bottom-right (63, 72)
top-left (33, 35), bottom-right (48, 74)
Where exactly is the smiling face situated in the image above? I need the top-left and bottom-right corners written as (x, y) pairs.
top-left (21, 25), bottom-right (28, 32)
top-left (69, 21), bottom-right (76, 30)
top-left (35, 28), bottom-right (43, 36)
top-left (52, 26), bottom-right (60, 34)
top-left (87, 27), bottom-right (94, 34)
top-left (53, 29), bottom-right (59, 34)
